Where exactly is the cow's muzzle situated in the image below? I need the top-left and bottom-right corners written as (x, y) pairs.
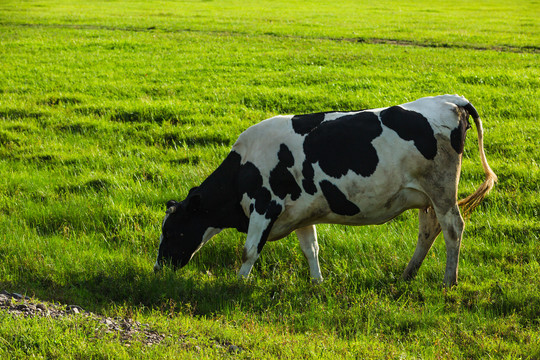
top-left (153, 261), bottom-right (162, 273)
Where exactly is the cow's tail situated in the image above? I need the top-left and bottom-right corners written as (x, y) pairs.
top-left (457, 102), bottom-right (497, 217)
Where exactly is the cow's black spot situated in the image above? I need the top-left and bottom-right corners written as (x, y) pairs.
top-left (301, 161), bottom-right (316, 195)
top-left (269, 144), bottom-right (302, 200)
top-left (380, 106), bottom-right (437, 160)
top-left (291, 112), bottom-right (326, 135)
top-left (236, 154), bottom-right (289, 215)
top-left (302, 111), bottom-right (382, 180)
top-left (277, 143), bottom-right (294, 167)
top-left (319, 180), bottom-right (360, 216)
top-left (463, 103), bottom-right (479, 119)
top-left (237, 160), bottom-right (263, 199)
top-left (254, 187), bottom-right (271, 214)
top-left (237, 160), bottom-right (275, 215)
top-left (450, 121), bottom-right (466, 154)
top-left (265, 200), bottom-right (283, 220)
top-left (257, 201), bottom-right (283, 253)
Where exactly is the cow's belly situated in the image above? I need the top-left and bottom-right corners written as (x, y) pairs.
top-left (322, 187), bottom-right (430, 225)
top-left (267, 186), bottom-right (431, 241)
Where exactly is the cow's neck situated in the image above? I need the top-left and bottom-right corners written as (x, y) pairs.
top-left (194, 151), bottom-right (249, 233)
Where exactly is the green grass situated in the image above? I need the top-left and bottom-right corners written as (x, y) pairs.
top-left (1, 0), bottom-right (539, 358)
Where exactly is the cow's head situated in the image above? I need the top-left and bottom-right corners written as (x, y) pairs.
top-left (154, 192), bottom-right (221, 272)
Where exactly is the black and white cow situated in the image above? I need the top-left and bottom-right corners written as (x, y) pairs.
top-left (154, 95), bottom-right (496, 286)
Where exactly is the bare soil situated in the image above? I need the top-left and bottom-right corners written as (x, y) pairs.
top-left (0, 290), bottom-right (166, 346)
top-left (0, 290), bottom-right (243, 352)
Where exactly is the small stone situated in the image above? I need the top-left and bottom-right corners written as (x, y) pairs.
top-left (12, 293), bottom-right (24, 300)
top-left (67, 305), bottom-right (83, 314)
top-left (229, 345), bottom-right (241, 353)
top-left (0, 290), bottom-right (169, 346)
top-left (13, 293), bottom-right (31, 301)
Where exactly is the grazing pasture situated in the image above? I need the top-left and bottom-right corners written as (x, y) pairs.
top-left (0, 0), bottom-right (538, 358)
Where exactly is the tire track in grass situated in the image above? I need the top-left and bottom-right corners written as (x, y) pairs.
top-left (3, 21), bottom-right (538, 54)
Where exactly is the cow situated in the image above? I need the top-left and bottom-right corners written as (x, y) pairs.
top-left (154, 95), bottom-right (497, 286)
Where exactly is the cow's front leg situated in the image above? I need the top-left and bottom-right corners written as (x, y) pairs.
top-left (295, 225), bottom-right (323, 283)
top-left (238, 205), bottom-right (281, 279)
top-left (402, 207), bottom-right (441, 281)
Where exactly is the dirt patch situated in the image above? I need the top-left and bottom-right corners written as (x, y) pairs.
top-left (0, 290), bottom-right (243, 353)
top-left (0, 290), bottom-right (166, 346)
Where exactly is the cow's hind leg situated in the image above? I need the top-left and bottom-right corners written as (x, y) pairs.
top-left (402, 208), bottom-right (441, 281)
top-left (296, 225), bottom-right (323, 283)
top-left (435, 205), bottom-right (465, 287)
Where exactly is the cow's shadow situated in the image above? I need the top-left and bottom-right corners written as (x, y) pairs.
top-left (2, 240), bottom-right (408, 317)
top-left (23, 266), bottom-right (259, 316)
top-left (5, 260), bottom-right (399, 317)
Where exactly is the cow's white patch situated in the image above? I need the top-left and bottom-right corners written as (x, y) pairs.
top-left (154, 214), bottom-right (170, 271)
top-left (154, 233), bottom-right (164, 271)
top-left (194, 227), bottom-right (222, 254)
top-left (157, 214), bottom-right (169, 249)
top-left (161, 214), bottom-right (170, 228)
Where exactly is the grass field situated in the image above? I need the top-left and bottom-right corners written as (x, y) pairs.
top-left (0, 0), bottom-right (539, 358)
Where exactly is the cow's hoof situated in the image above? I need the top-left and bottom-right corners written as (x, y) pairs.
top-left (442, 280), bottom-right (458, 289)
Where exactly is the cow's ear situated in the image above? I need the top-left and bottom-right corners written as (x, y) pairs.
top-left (185, 194), bottom-right (201, 213)
top-left (166, 200), bottom-right (179, 214)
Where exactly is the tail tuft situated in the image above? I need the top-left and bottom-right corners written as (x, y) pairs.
top-left (458, 103), bottom-right (497, 217)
